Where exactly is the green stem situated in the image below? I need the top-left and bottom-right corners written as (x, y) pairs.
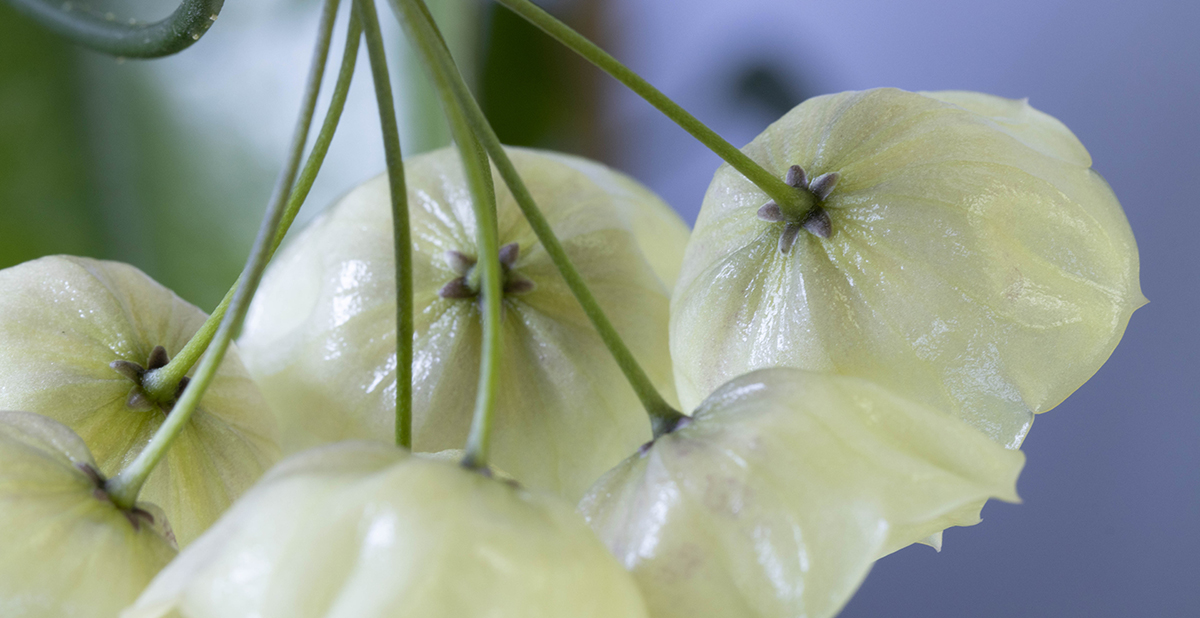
top-left (493, 0), bottom-right (812, 220)
top-left (355, 0), bottom-right (413, 450)
top-left (106, 0), bottom-right (343, 510)
top-left (395, 0), bottom-right (686, 437)
top-left (142, 13), bottom-right (364, 405)
top-left (459, 138), bottom-right (502, 470)
top-left (391, 0), bottom-right (502, 469)
top-left (4, 0), bottom-right (224, 58)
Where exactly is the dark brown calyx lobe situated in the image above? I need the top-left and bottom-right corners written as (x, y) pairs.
top-left (109, 345), bottom-right (189, 415)
top-left (757, 163), bottom-right (839, 253)
top-left (438, 242), bottom-right (536, 300)
top-left (75, 462), bottom-right (157, 531)
top-left (639, 415), bottom-right (694, 455)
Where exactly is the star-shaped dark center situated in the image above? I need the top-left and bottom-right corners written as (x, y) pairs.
top-left (110, 345), bottom-right (189, 415)
top-left (75, 462), bottom-right (158, 532)
top-left (756, 164), bottom-right (840, 253)
top-left (438, 242), bottom-right (536, 300)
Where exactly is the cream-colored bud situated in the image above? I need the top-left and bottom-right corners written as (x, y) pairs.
top-left (0, 411), bottom-right (176, 617)
top-left (125, 443), bottom-right (648, 618)
top-left (671, 88), bottom-right (1144, 449)
top-left (239, 146), bottom-right (689, 501)
top-left (580, 369), bottom-right (1024, 618)
top-left (0, 256), bottom-right (280, 546)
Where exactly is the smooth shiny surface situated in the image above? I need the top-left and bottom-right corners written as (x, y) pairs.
top-left (0, 256), bottom-right (281, 546)
top-left (579, 368), bottom-right (1024, 618)
top-left (0, 411), bottom-right (176, 618)
top-left (240, 146), bottom-right (689, 501)
top-left (671, 88), bottom-right (1144, 448)
top-left (125, 443), bottom-right (649, 618)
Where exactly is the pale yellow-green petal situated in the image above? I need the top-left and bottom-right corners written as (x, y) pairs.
top-left (672, 88), bottom-right (1143, 448)
top-left (535, 150), bottom-right (691, 290)
top-left (921, 90), bottom-right (1092, 165)
top-left (240, 147), bottom-right (685, 501)
top-left (0, 411), bottom-right (176, 618)
top-left (0, 256), bottom-right (280, 546)
top-left (125, 444), bottom-right (648, 618)
top-left (580, 369), bottom-right (1023, 618)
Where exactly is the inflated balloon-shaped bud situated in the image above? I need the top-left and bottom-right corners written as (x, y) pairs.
top-left (672, 88), bottom-right (1144, 448)
top-left (0, 256), bottom-right (280, 546)
top-left (124, 442), bottom-right (649, 618)
top-left (239, 146), bottom-right (689, 500)
top-left (579, 368), bottom-right (1024, 618)
top-left (0, 411), bottom-right (177, 617)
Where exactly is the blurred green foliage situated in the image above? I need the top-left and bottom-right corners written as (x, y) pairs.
top-left (0, 3), bottom-right (103, 266)
top-left (0, 2), bottom-right (263, 310)
top-left (0, 0), bottom-right (603, 310)
top-left (480, 1), bottom-right (605, 158)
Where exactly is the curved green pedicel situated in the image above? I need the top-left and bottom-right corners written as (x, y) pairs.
top-left (671, 88), bottom-right (1144, 448)
top-left (105, 0), bottom-right (343, 514)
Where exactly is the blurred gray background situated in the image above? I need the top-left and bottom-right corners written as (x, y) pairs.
top-left (1, 0), bottom-right (1195, 615)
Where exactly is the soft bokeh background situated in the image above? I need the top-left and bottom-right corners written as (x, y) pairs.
top-left (1, 0), bottom-right (1196, 615)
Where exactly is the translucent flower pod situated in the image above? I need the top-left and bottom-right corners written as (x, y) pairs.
top-left (124, 442), bottom-right (649, 618)
top-left (0, 411), bottom-right (177, 617)
top-left (671, 88), bottom-right (1145, 448)
top-left (580, 368), bottom-right (1024, 618)
top-left (534, 150), bottom-right (691, 292)
top-left (0, 256), bottom-right (280, 546)
top-left (239, 146), bottom-right (688, 500)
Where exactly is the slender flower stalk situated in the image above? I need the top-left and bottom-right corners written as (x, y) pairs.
top-left (393, 0), bottom-right (687, 437)
top-left (457, 137), bottom-right (503, 470)
top-left (141, 12), bottom-right (364, 405)
top-left (354, 0), bottom-right (414, 449)
top-left (389, 0), bottom-right (504, 469)
top-left (105, 0), bottom-right (345, 509)
top-left (5, 0), bottom-right (225, 58)
top-left (492, 0), bottom-right (814, 222)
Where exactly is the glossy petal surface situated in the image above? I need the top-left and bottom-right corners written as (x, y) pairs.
top-left (0, 256), bottom-right (280, 545)
top-left (0, 411), bottom-right (176, 617)
top-left (580, 369), bottom-right (1024, 618)
top-left (672, 88), bottom-right (1144, 447)
top-left (125, 443), bottom-right (649, 618)
top-left (240, 147), bottom-right (687, 500)
top-left (534, 150), bottom-right (691, 291)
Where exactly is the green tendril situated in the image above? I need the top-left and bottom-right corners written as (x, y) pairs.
top-left (106, 0), bottom-right (344, 509)
top-left (5, 0), bottom-right (224, 58)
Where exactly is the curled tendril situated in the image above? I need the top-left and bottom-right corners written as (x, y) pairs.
top-left (4, 0), bottom-right (224, 58)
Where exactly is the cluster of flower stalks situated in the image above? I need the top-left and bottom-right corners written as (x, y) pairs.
top-left (0, 86), bottom-right (1141, 618)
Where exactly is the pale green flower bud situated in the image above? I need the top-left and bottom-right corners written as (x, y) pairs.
top-left (0, 256), bottom-right (281, 546)
top-left (671, 88), bottom-right (1144, 449)
top-left (0, 411), bottom-right (176, 617)
top-left (239, 146), bottom-right (688, 501)
top-left (124, 443), bottom-right (649, 618)
top-left (580, 369), bottom-right (1024, 618)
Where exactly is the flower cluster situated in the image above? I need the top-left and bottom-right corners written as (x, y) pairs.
top-left (0, 88), bottom-right (1141, 618)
